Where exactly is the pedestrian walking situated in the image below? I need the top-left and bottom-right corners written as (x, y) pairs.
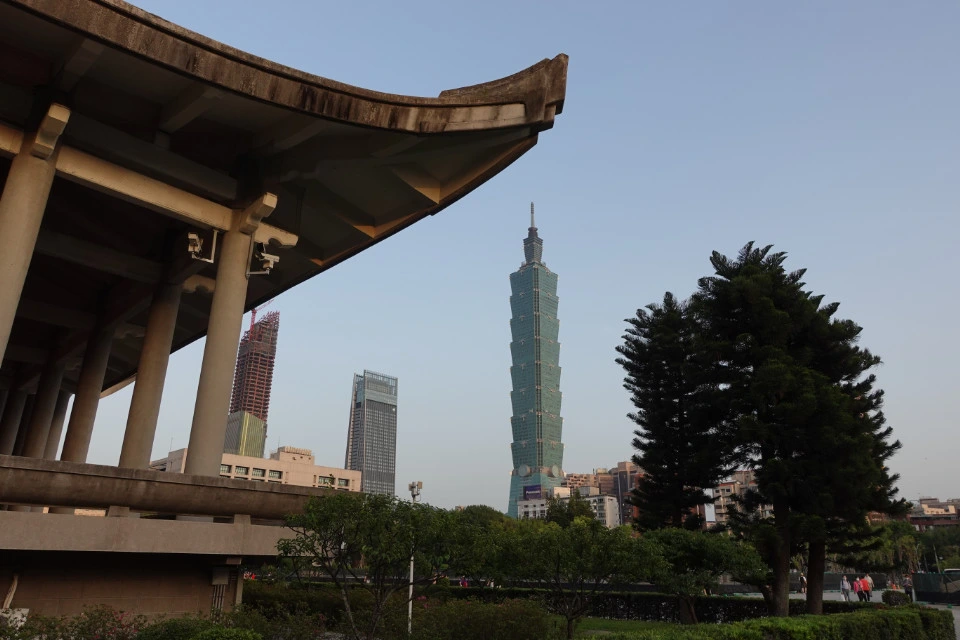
top-left (853, 576), bottom-right (863, 601)
top-left (799, 574), bottom-right (807, 594)
top-left (865, 574), bottom-right (875, 594)
top-left (860, 576), bottom-right (871, 601)
top-left (840, 575), bottom-right (851, 602)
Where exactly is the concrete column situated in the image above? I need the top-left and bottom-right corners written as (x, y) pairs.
top-left (0, 133), bottom-right (61, 362)
top-left (42, 390), bottom-right (71, 460)
top-left (12, 394), bottom-right (35, 456)
top-left (118, 283), bottom-right (182, 469)
top-left (184, 228), bottom-right (251, 476)
top-left (60, 324), bottom-right (113, 463)
top-left (0, 390), bottom-right (28, 455)
top-left (20, 359), bottom-right (65, 458)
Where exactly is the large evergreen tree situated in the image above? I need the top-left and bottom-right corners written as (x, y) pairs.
top-left (616, 292), bottom-right (732, 530)
top-left (692, 242), bottom-right (903, 616)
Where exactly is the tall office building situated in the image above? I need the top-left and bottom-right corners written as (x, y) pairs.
top-left (223, 411), bottom-right (267, 458)
top-left (507, 204), bottom-right (564, 517)
top-left (344, 370), bottom-right (398, 495)
top-left (227, 310), bottom-right (280, 457)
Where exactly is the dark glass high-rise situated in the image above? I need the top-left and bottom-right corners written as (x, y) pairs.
top-left (345, 370), bottom-right (398, 495)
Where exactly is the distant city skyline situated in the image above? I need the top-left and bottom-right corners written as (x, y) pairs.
top-left (83, 0), bottom-right (960, 510)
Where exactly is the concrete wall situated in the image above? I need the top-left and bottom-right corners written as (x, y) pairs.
top-left (0, 552), bottom-right (239, 617)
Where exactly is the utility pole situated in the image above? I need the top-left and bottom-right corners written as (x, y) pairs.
top-left (408, 480), bottom-right (422, 635)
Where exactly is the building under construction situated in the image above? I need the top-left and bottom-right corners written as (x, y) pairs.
top-left (227, 311), bottom-right (280, 457)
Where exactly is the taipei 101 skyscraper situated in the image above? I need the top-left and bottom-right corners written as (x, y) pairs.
top-left (507, 204), bottom-right (564, 517)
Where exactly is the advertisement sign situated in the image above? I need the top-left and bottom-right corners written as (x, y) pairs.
top-left (523, 484), bottom-right (543, 500)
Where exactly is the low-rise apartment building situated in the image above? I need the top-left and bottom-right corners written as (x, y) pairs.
top-left (150, 446), bottom-right (361, 492)
top-left (517, 486), bottom-right (621, 528)
top-left (713, 469), bottom-right (772, 526)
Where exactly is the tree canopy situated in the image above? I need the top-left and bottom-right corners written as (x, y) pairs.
top-left (644, 528), bottom-right (767, 624)
top-left (616, 292), bottom-right (731, 530)
top-left (546, 490), bottom-right (596, 528)
top-left (618, 242), bottom-right (905, 617)
top-left (279, 492), bottom-right (454, 640)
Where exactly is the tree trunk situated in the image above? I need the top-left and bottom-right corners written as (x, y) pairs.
top-left (678, 595), bottom-right (698, 625)
top-left (760, 584), bottom-right (774, 612)
top-left (770, 499), bottom-right (791, 617)
top-left (806, 538), bottom-right (826, 615)
top-left (566, 616), bottom-right (577, 639)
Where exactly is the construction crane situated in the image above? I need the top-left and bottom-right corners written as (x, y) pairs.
top-left (250, 299), bottom-right (275, 332)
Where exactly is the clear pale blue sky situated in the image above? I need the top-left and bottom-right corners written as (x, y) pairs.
top-left (86, 1), bottom-right (959, 510)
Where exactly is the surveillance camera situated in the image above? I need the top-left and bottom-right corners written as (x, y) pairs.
top-left (187, 232), bottom-right (203, 258)
top-left (260, 252), bottom-right (280, 272)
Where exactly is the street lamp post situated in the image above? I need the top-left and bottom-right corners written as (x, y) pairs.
top-left (408, 481), bottom-right (422, 636)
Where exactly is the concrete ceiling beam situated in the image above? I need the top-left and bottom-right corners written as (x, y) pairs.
top-left (4, 345), bottom-right (48, 365)
top-left (158, 84), bottom-right (223, 133)
top-left (305, 183), bottom-right (377, 238)
top-left (390, 165), bottom-right (440, 204)
top-left (44, 131), bottom-right (297, 248)
top-left (252, 116), bottom-right (327, 156)
top-left (67, 113), bottom-right (237, 202)
top-left (34, 229), bottom-right (164, 283)
top-left (57, 38), bottom-right (105, 92)
top-left (16, 300), bottom-right (96, 330)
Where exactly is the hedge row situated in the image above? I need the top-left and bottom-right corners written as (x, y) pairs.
top-left (603, 607), bottom-right (955, 640)
top-left (429, 586), bottom-right (877, 623)
top-left (242, 582), bottom-right (878, 625)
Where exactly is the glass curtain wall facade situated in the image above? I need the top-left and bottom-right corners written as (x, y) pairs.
top-left (223, 411), bottom-right (267, 458)
top-left (344, 370), bottom-right (398, 495)
top-left (507, 205), bottom-right (564, 517)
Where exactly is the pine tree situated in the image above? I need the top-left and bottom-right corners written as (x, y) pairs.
top-left (692, 242), bottom-right (903, 616)
top-left (616, 292), bottom-right (732, 531)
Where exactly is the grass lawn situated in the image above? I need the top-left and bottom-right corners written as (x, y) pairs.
top-left (575, 617), bottom-right (679, 635)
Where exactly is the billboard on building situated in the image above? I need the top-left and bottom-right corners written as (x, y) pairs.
top-left (523, 485), bottom-right (543, 500)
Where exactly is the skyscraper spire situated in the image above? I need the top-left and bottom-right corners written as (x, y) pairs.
top-left (523, 203), bottom-right (543, 264)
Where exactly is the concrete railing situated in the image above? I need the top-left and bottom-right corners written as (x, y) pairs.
top-left (0, 455), bottom-right (330, 519)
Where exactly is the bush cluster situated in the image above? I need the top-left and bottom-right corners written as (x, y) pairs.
top-left (0, 602), bottom-right (320, 640)
top-left (410, 598), bottom-right (562, 640)
top-left (601, 607), bottom-right (955, 640)
top-left (882, 589), bottom-right (913, 606)
top-left (0, 605), bottom-right (146, 640)
top-left (430, 586), bottom-right (876, 623)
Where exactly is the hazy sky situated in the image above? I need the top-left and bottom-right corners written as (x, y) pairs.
top-left (84, 1), bottom-right (959, 510)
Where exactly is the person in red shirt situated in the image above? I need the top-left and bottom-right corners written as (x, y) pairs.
top-left (860, 577), bottom-right (871, 601)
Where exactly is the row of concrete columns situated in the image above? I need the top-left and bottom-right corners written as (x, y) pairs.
top-left (0, 105), bottom-right (264, 481)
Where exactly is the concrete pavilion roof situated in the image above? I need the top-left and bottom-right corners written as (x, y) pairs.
top-left (0, 0), bottom-right (566, 393)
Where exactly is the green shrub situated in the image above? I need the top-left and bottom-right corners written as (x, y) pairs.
top-left (191, 629), bottom-right (262, 640)
top-left (241, 581), bottom-right (345, 623)
top-left (882, 589), bottom-right (913, 606)
top-left (600, 607), bottom-right (955, 640)
top-left (2, 605), bottom-right (147, 640)
top-left (137, 617), bottom-right (216, 640)
top-left (225, 604), bottom-right (326, 640)
top-left (917, 607), bottom-right (956, 640)
top-left (410, 598), bottom-right (562, 640)
top-left (431, 586), bottom-right (876, 623)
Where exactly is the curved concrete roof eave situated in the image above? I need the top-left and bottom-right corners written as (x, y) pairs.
top-left (0, 0), bottom-right (568, 393)
top-left (11, 0), bottom-right (567, 134)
